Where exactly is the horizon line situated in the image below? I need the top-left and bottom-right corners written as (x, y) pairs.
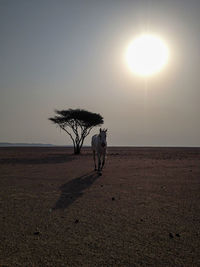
top-left (0, 142), bottom-right (199, 148)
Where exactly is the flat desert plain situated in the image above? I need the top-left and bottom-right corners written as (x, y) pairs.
top-left (0, 147), bottom-right (200, 267)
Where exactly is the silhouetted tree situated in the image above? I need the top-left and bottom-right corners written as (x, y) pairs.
top-left (49, 109), bottom-right (104, 154)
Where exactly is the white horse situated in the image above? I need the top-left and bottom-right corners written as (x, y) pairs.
top-left (91, 128), bottom-right (107, 175)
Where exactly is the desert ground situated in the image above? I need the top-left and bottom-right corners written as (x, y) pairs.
top-left (0, 146), bottom-right (200, 266)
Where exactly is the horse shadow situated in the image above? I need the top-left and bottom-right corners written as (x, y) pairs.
top-left (53, 172), bottom-right (99, 210)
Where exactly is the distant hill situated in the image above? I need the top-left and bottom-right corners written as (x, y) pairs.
top-left (0, 142), bottom-right (55, 147)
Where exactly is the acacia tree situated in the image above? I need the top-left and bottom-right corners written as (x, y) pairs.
top-left (49, 109), bottom-right (104, 154)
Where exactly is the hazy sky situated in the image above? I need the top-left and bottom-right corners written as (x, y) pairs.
top-left (1, 0), bottom-right (200, 146)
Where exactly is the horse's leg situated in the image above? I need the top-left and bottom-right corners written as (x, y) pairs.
top-left (98, 154), bottom-right (101, 173)
top-left (101, 153), bottom-right (105, 170)
top-left (93, 150), bottom-right (97, 171)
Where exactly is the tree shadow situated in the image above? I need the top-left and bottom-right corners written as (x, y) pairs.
top-left (0, 153), bottom-right (74, 165)
top-left (53, 172), bottom-right (99, 210)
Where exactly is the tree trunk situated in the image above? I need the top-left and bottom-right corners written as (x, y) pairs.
top-left (74, 143), bottom-right (81, 155)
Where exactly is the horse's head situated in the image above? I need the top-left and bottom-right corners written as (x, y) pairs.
top-left (99, 128), bottom-right (107, 148)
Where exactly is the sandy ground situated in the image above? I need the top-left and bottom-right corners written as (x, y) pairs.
top-left (0, 146), bottom-right (200, 267)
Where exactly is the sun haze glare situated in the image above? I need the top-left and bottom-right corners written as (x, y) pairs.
top-left (126, 34), bottom-right (169, 77)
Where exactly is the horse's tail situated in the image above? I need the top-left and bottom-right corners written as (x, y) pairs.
top-left (91, 135), bottom-right (96, 150)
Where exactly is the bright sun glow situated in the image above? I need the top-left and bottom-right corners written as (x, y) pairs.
top-left (126, 34), bottom-right (169, 76)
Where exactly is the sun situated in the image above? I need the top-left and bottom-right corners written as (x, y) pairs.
top-left (125, 34), bottom-right (169, 76)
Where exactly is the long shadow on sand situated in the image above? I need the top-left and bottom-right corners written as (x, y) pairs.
top-left (0, 153), bottom-right (74, 165)
top-left (53, 172), bottom-right (99, 210)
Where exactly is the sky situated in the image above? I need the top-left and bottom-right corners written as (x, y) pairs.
top-left (1, 0), bottom-right (200, 146)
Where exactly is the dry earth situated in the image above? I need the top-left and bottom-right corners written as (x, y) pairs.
top-left (0, 147), bottom-right (200, 266)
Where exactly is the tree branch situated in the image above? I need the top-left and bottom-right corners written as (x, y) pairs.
top-left (60, 125), bottom-right (75, 146)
